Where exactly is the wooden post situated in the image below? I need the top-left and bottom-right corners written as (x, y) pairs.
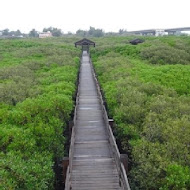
top-left (69, 121), bottom-right (74, 137)
top-left (109, 119), bottom-right (114, 130)
top-left (120, 154), bottom-right (128, 174)
top-left (62, 157), bottom-right (69, 183)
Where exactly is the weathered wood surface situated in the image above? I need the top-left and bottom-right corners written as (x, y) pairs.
top-left (65, 51), bottom-right (130, 190)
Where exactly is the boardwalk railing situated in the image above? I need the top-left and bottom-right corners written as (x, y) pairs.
top-left (89, 54), bottom-right (131, 190)
top-left (65, 58), bottom-right (81, 190)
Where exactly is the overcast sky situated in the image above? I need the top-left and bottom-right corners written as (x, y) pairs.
top-left (0, 0), bottom-right (189, 33)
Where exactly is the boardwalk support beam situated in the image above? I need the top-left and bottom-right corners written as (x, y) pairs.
top-left (120, 154), bottom-right (129, 174)
top-left (62, 157), bottom-right (69, 183)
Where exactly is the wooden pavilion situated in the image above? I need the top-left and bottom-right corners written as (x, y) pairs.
top-left (129, 38), bottom-right (144, 45)
top-left (74, 38), bottom-right (95, 52)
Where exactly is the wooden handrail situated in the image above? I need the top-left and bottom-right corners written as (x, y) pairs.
top-left (89, 53), bottom-right (131, 190)
top-left (65, 166), bottom-right (70, 189)
top-left (65, 58), bottom-right (82, 190)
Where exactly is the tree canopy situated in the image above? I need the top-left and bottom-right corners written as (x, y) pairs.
top-left (76, 27), bottom-right (104, 37)
top-left (43, 27), bottom-right (63, 37)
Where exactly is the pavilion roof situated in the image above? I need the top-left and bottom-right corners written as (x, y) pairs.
top-left (75, 38), bottom-right (95, 47)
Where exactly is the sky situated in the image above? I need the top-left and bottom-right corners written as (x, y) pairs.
top-left (0, 0), bottom-right (189, 33)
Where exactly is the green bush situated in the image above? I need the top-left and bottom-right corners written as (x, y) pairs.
top-left (141, 42), bottom-right (190, 65)
top-left (161, 164), bottom-right (190, 190)
top-left (0, 38), bottom-right (80, 189)
top-left (93, 44), bottom-right (190, 190)
top-left (0, 151), bottom-right (54, 190)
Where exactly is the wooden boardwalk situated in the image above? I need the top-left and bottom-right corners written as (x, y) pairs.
top-left (65, 51), bottom-right (130, 190)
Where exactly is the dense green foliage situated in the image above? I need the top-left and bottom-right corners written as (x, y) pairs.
top-left (91, 36), bottom-right (190, 95)
top-left (92, 36), bottom-right (190, 190)
top-left (1, 36), bottom-right (190, 190)
top-left (43, 27), bottom-right (62, 37)
top-left (0, 38), bottom-right (80, 189)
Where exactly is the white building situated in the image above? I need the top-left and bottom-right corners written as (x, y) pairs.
top-left (155, 29), bottom-right (167, 36)
top-left (0, 31), bottom-right (2, 36)
top-left (39, 31), bottom-right (52, 38)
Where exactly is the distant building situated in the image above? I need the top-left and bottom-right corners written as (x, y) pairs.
top-left (0, 31), bottom-right (2, 36)
top-left (155, 29), bottom-right (167, 36)
top-left (39, 31), bottom-right (52, 38)
top-left (128, 27), bottom-right (190, 36)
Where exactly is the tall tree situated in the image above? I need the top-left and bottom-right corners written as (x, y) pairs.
top-left (43, 27), bottom-right (63, 37)
top-left (92, 29), bottom-right (104, 37)
top-left (118, 29), bottom-right (127, 35)
top-left (2, 29), bottom-right (9, 36)
top-left (15, 30), bottom-right (22, 36)
top-left (88, 27), bottom-right (104, 37)
top-left (88, 26), bottom-right (96, 35)
top-left (29, 29), bottom-right (38, 37)
top-left (76, 29), bottom-right (87, 37)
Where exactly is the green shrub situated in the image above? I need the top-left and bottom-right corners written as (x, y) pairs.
top-left (161, 164), bottom-right (190, 190)
top-left (93, 43), bottom-right (190, 190)
top-left (141, 43), bottom-right (190, 65)
top-left (0, 38), bottom-right (80, 189)
top-left (0, 151), bottom-right (54, 190)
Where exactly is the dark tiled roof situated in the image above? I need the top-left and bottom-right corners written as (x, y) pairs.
top-left (75, 38), bottom-right (95, 47)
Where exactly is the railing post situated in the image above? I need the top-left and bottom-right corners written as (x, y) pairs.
top-left (69, 121), bottom-right (74, 137)
top-left (62, 157), bottom-right (69, 183)
top-left (108, 119), bottom-right (114, 129)
top-left (120, 154), bottom-right (129, 174)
